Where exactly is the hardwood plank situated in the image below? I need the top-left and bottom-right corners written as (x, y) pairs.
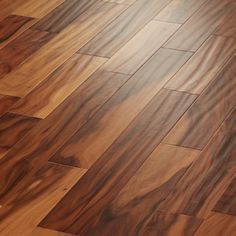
top-left (0, 14), bottom-right (36, 49)
top-left (160, 108), bottom-right (236, 218)
top-left (165, 36), bottom-right (236, 94)
top-left (30, 227), bottom-right (75, 236)
top-left (10, 54), bottom-right (107, 118)
top-left (79, 0), bottom-right (172, 57)
top-left (213, 176), bottom-right (236, 216)
top-left (0, 113), bottom-right (39, 159)
top-left (0, 29), bottom-right (55, 79)
top-left (0, 70), bottom-right (129, 201)
top-left (0, 95), bottom-right (19, 117)
top-left (0, 163), bottom-right (86, 236)
top-left (50, 48), bottom-right (192, 169)
top-left (194, 212), bottom-right (236, 236)
top-left (215, 9), bottom-right (236, 38)
top-left (155, 0), bottom-right (207, 24)
top-left (164, 56), bottom-right (236, 150)
top-left (13, 0), bottom-right (65, 18)
top-left (103, 0), bottom-right (136, 4)
top-left (164, 0), bottom-right (236, 52)
top-left (32, 0), bottom-right (99, 33)
top-left (40, 89), bottom-right (196, 234)
top-left (103, 20), bottom-right (180, 75)
top-left (0, 2), bottom-right (127, 97)
top-left (66, 144), bottom-right (199, 235)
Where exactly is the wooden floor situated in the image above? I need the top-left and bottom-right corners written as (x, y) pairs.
top-left (0, 0), bottom-right (236, 235)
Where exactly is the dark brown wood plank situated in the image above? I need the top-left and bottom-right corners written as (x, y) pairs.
top-left (0, 70), bottom-right (129, 202)
top-left (79, 0), bottom-right (172, 57)
top-left (10, 54), bottom-right (107, 118)
top-left (164, 55), bottom-right (236, 150)
top-left (213, 176), bottom-right (236, 216)
top-left (0, 113), bottom-right (39, 159)
top-left (50, 48), bottom-right (192, 169)
top-left (0, 29), bottom-right (55, 79)
top-left (30, 227), bottom-right (75, 236)
top-left (164, 0), bottom-right (236, 52)
top-left (0, 95), bottom-right (19, 117)
top-left (160, 107), bottom-right (236, 218)
top-left (155, 0), bottom-right (207, 24)
top-left (39, 89), bottom-right (196, 234)
top-left (165, 36), bottom-right (236, 94)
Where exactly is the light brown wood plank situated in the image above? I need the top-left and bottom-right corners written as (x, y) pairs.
top-left (30, 227), bottom-right (75, 236)
top-left (10, 54), bottom-right (107, 118)
top-left (103, 0), bottom-right (136, 4)
top-left (164, 56), bottom-right (236, 150)
top-left (155, 0), bottom-right (207, 24)
top-left (103, 20), bottom-right (180, 75)
top-left (0, 95), bottom-right (19, 117)
top-left (0, 2), bottom-right (127, 97)
top-left (164, 0), bottom-right (236, 51)
top-left (50, 48), bottom-right (192, 169)
top-left (165, 35), bottom-right (236, 94)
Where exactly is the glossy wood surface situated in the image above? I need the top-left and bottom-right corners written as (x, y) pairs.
top-left (0, 0), bottom-right (236, 235)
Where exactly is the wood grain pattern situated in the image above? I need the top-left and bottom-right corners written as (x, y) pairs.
top-left (160, 107), bottom-right (236, 218)
top-left (66, 144), bottom-right (199, 235)
top-left (40, 89), bottom-right (196, 234)
top-left (10, 54), bottom-right (107, 118)
top-left (164, 0), bottom-right (236, 51)
top-left (0, 2), bottom-right (126, 97)
top-left (0, 163), bottom-right (86, 236)
top-left (50, 48), bottom-right (192, 169)
top-left (155, 0), bottom-right (207, 24)
top-left (103, 20), bottom-right (180, 75)
top-left (194, 212), bottom-right (236, 236)
top-left (165, 35), bottom-right (236, 94)
top-left (0, 95), bottom-right (19, 116)
top-left (30, 227), bottom-right (75, 236)
top-left (79, 0), bottom-right (172, 57)
top-left (213, 176), bottom-right (236, 216)
top-left (164, 56), bottom-right (236, 150)
top-left (13, 0), bottom-right (65, 18)
top-left (0, 29), bottom-right (55, 79)
top-left (103, 0), bottom-right (136, 4)
top-left (0, 70), bottom-right (129, 201)
top-left (0, 113), bottom-right (39, 159)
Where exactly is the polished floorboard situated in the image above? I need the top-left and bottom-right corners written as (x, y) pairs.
top-left (0, 0), bottom-right (236, 235)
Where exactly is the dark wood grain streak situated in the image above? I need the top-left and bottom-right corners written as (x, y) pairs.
top-left (0, 95), bottom-right (19, 117)
top-left (50, 48), bottom-right (192, 169)
top-left (30, 227), bottom-right (76, 236)
top-left (164, 55), bottom-right (236, 149)
top-left (40, 89), bottom-right (196, 234)
top-left (0, 29), bottom-right (55, 79)
top-left (0, 113), bottom-right (39, 159)
top-left (160, 107), bottom-right (236, 218)
top-left (79, 0), bottom-right (172, 57)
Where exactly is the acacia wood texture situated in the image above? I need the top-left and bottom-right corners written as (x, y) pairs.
top-left (0, 113), bottom-right (39, 159)
top-left (40, 89), bottom-right (196, 234)
top-left (79, 0), bottom-right (172, 57)
top-left (160, 108), bottom-right (236, 218)
top-left (165, 35), bottom-right (236, 94)
top-left (213, 176), bottom-right (236, 216)
top-left (0, 163), bottom-right (86, 236)
top-left (0, 70), bottom-right (129, 202)
top-left (10, 54), bottom-right (107, 118)
top-left (32, 0), bottom-right (99, 33)
top-left (0, 95), bottom-right (19, 117)
top-left (30, 227), bottom-right (75, 236)
top-left (50, 48), bottom-right (192, 169)
top-left (67, 144), bottom-right (200, 235)
top-left (103, 20), bottom-right (180, 75)
top-left (0, 14), bottom-right (36, 49)
top-left (14, 0), bottom-right (65, 18)
top-left (215, 9), bottom-right (236, 38)
top-left (164, 56), bottom-right (236, 150)
top-left (0, 29), bottom-right (55, 79)
top-left (164, 0), bottom-right (236, 51)
top-left (155, 0), bottom-right (207, 24)
top-left (0, 2), bottom-right (127, 97)
top-left (194, 213), bottom-right (236, 236)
